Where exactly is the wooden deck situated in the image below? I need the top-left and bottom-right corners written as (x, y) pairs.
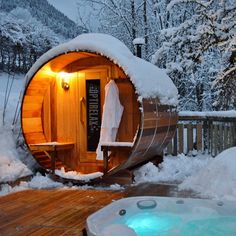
top-left (0, 183), bottom-right (198, 236)
top-left (0, 189), bottom-right (124, 236)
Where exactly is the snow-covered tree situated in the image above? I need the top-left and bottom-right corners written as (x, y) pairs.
top-left (152, 0), bottom-right (236, 111)
top-left (77, 0), bottom-right (160, 59)
top-left (0, 8), bottom-right (60, 72)
top-left (213, 38), bottom-right (236, 110)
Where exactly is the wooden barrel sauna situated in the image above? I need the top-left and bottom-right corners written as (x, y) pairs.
top-left (21, 33), bottom-right (178, 175)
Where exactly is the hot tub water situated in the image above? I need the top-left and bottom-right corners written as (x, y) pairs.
top-left (125, 212), bottom-right (181, 235)
top-left (86, 196), bottom-right (236, 236)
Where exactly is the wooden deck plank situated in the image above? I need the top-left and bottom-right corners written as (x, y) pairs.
top-left (0, 189), bottom-right (123, 236)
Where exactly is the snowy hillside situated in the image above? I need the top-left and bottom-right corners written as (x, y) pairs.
top-left (0, 0), bottom-right (87, 75)
top-left (0, 0), bottom-right (85, 39)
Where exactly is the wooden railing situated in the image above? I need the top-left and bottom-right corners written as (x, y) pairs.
top-left (166, 114), bottom-right (236, 157)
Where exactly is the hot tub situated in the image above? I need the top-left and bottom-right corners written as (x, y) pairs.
top-left (86, 196), bottom-right (236, 236)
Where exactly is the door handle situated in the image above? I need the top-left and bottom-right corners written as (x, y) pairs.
top-left (80, 97), bottom-right (85, 124)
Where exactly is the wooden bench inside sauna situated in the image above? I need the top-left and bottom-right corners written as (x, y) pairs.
top-left (21, 33), bottom-right (178, 176)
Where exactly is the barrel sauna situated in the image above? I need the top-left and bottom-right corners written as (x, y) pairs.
top-left (21, 33), bottom-right (178, 175)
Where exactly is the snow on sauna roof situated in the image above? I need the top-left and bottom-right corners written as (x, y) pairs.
top-left (26, 33), bottom-right (178, 105)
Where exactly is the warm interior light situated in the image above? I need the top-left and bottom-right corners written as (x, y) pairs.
top-left (59, 72), bottom-right (70, 90)
top-left (40, 65), bottom-right (57, 77)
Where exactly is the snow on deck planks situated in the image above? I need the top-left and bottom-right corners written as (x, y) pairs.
top-left (0, 189), bottom-right (124, 236)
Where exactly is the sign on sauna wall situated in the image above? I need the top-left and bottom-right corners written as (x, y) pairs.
top-left (86, 80), bottom-right (101, 151)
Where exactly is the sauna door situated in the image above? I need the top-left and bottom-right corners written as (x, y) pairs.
top-left (78, 70), bottom-right (106, 162)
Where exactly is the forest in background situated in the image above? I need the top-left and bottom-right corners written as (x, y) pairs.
top-left (0, 0), bottom-right (235, 111)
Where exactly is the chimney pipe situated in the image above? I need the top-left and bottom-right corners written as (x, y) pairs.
top-left (133, 38), bottom-right (145, 58)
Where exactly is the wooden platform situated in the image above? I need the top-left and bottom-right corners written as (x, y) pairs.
top-left (0, 189), bottom-right (124, 236)
top-left (0, 184), bottom-right (198, 236)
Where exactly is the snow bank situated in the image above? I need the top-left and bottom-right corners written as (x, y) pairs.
top-left (109, 183), bottom-right (124, 191)
top-left (179, 147), bottom-right (236, 200)
top-left (55, 167), bottom-right (103, 181)
top-left (179, 110), bottom-right (236, 118)
top-left (28, 173), bottom-right (64, 189)
top-left (0, 128), bottom-right (32, 182)
top-left (0, 172), bottom-right (124, 196)
top-left (0, 173), bottom-right (63, 196)
top-left (25, 33), bottom-right (178, 106)
top-left (0, 73), bottom-right (32, 182)
top-left (0, 182), bottom-right (28, 196)
top-left (134, 154), bottom-right (212, 184)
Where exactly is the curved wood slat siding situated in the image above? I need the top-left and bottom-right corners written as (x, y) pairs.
top-left (24, 132), bottom-right (46, 144)
top-left (107, 98), bottom-right (178, 174)
top-left (22, 73), bottom-right (50, 146)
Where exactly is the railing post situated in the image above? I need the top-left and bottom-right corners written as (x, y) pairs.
top-left (173, 130), bottom-right (178, 156)
top-left (208, 120), bottom-right (213, 155)
top-left (218, 124), bottom-right (223, 153)
top-left (230, 124), bottom-right (235, 147)
top-left (178, 124), bottom-right (184, 154)
top-left (212, 124), bottom-right (219, 157)
top-left (196, 123), bottom-right (202, 152)
top-left (187, 123), bottom-right (193, 155)
top-left (203, 120), bottom-right (208, 152)
top-left (233, 122), bottom-right (236, 146)
top-left (223, 124), bottom-right (228, 150)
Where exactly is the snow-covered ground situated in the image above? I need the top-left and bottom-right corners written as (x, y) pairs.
top-left (133, 153), bottom-right (212, 184)
top-left (0, 73), bottom-right (32, 183)
top-left (179, 147), bottom-right (236, 201)
top-left (179, 110), bottom-right (236, 118)
top-left (0, 73), bottom-right (236, 202)
top-left (135, 148), bottom-right (236, 201)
